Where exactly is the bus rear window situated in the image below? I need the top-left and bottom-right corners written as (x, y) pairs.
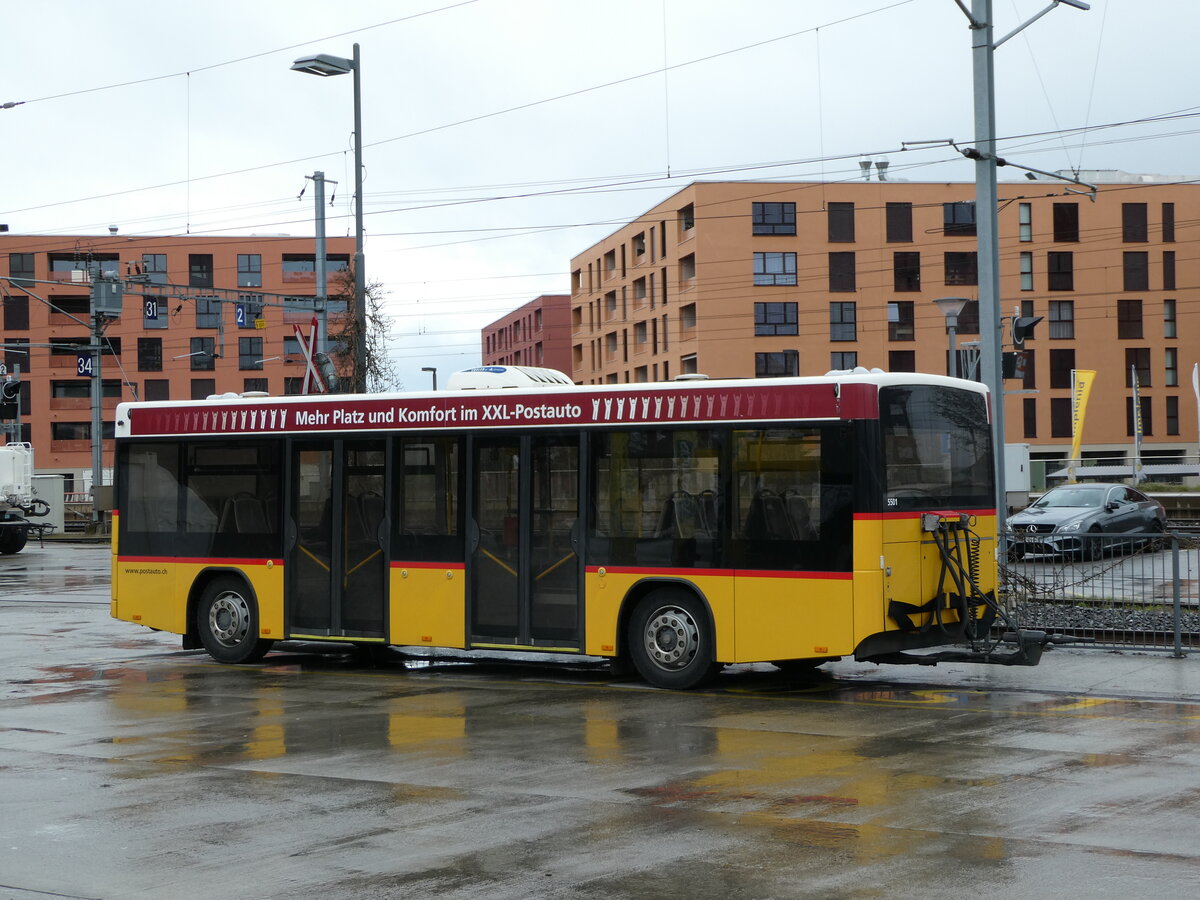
top-left (880, 385), bottom-right (993, 511)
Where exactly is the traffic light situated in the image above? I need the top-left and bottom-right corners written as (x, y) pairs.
top-left (0, 378), bottom-right (19, 420)
top-left (1012, 315), bottom-right (1043, 347)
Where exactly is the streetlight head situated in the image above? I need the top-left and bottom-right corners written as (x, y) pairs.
top-left (291, 53), bottom-right (354, 77)
top-left (1055, 0), bottom-right (1090, 10)
top-left (933, 296), bottom-right (970, 320)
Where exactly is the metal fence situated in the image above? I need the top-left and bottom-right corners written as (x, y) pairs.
top-left (1000, 530), bottom-right (1197, 657)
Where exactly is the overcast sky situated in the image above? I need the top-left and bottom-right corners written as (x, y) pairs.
top-left (2, 0), bottom-right (1193, 390)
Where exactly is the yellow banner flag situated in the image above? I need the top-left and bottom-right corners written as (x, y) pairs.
top-left (1069, 369), bottom-right (1096, 466)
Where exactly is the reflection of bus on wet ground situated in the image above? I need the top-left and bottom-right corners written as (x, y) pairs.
top-left (110, 367), bottom-right (1044, 689)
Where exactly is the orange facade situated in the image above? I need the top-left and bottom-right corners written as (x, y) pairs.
top-left (480, 293), bottom-right (572, 372)
top-left (1, 233), bottom-right (354, 485)
top-left (568, 179), bottom-right (1198, 468)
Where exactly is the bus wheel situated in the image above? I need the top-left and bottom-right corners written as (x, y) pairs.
top-left (628, 589), bottom-right (717, 690)
top-left (0, 527), bottom-right (27, 555)
top-left (197, 577), bottom-right (274, 664)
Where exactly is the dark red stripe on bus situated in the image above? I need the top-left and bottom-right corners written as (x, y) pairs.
top-left (118, 555), bottom-right (284, 566)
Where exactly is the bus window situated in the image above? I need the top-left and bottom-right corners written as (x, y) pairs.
top-left (590, 428), bottom-right (721, 568)
top-left (394, 436), bottom-right (461, 561)
top-left (880, 385), bottom-right (992, 511)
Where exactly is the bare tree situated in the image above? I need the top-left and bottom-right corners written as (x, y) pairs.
top-left (328, 267), bottom-right (403, 393)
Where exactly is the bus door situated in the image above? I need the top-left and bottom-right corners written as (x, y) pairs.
top-left (468, 435), bottom-right (581, 649)
top-left (287, 439), bottom-right (388, 639)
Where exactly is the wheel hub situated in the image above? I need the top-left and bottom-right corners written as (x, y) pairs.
top-left (209, 592), bottom-right (250, 647)
top-left (644, 606), bottom-right (699, 670)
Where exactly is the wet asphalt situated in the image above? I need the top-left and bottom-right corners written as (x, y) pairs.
top-left (2, 543), bottom-right (1199, 899)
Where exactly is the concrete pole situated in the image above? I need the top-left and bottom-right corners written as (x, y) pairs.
top-left (970, 0), bottom-right (1008, 531)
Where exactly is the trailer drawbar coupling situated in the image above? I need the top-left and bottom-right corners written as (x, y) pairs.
top-left (883, 511), bottom-right (1058, 667)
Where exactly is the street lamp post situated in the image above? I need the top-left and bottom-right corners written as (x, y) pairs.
top-left (421, 367), bottom-right (438, 391)
top-left (292, 44), bottom-right (367, 393)
top-left (933, 297), bottom-right (969, 379)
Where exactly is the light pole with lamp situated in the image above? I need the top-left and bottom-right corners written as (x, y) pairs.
top-left (933, 297), bottom-right (969, 379)
top-left (291, 44), bottom-right (367, 393)
top-left (421, 367), bottom-right (438, 391)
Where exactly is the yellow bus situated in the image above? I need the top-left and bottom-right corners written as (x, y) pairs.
top-left (111, 368), bottom-right (1041, 689)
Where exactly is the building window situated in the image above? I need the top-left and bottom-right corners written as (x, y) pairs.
top-left (634, 321), bottom-right (648, 344)
top-left (238, 254), bottom-right (262, 288)
top-left (4, 338), bottom-right (29, 375)
top-left (1164, 299), bottom-right (1177, 338)
top-left (1023, 398), bottom-right (1037, 439)
top-left (1022, 350), bottom-right (1036, 390)
top-left (1123, 252), bottom-right (1149, 292)
top-left (1118, 299), bottom-right (1143, 339)
top-left (828, 252), bottom-right (856, 292)
top-left (1020, 251), bottom-right (1033, 291)
top-left (7, 252), bottom-right (34, 285)
top-left (1050, 398), bottom-right (1072, 438)
top-left (195, 295), bottom-right (221, 329)
top-left (827, 202), bottom-right (855, 242)
top-left (238, 294), bottom-right (264, 329)
top-left (49, 253), bottom-right (118, 281)
top-left (678, 203), bottom-right (695, 232)
top-left (188, 254), bottom-right (214, 288)
top-left (239, 336), bottom-right (263, 370)
top-left (141, 254), bottom-right (167, 285)
top-left (1165, 347), bottom-right (1178, 386)
top-left (1052, 203), bottom-right (1079, 242)
top-left (1167, 396), bottom-right (1180, 435)
top-left (144, 379), bottom-right (169, 401)
top-left (831, 351), bottom-right (857, 370)
top-left (191, 379), bottom-right (216, 400)
top-left (955, 300), bottom-right (980, 335)
top-left (1018, 202), bottom-right (1032, 242)
top-left (888, 350), bottom-right (915, 372)
top-left (1125, 348), bottom-right (1151, 386)
top-left (190, 337), bottom-right (216, 371)
top-left (1047, 252), bottom-right (1074, 291)
top-left (1122, 203), bottom-right (1148, 242)
top-left (1163, 203), bottom-right (1175, 242)
top-left (679, 253), bottom-right (697, 283)
top-left (754, 302), bottom-right (798, 336)
top-left (680, 303), bottom-right (697, 329)
top-left (943, 201), bottom-right (976, 236)
top-left (284, 377), bottom-right (304, 395)
top-left (1126, 396), bottom-right (1152, 436)
top-left (944, 252), bottom-right (978, 285)
top-left (680, 353), bottom-right (698, 375)
top-left (1163, 251), bottom-right (1176, 291)
top-left (886, 202), bottom-right (913, 242)
top-left (893, 252), bottom-right (920, 291)
top-left (1049, 300), bottom-right (1074, 339)
top-left (1049, 348), bottom-right (1074, 389)
top-left (137, 337), bottom-right (163, 372)
top-left (3, 294), bottom-right (29, 330)
top-left (829, 302), bottom-right (856, 341)
top-left (632, 232), bottom-right (646, 256)
top-left (243, 378), bottom-right (268, 394)
top-left (754, 252), bottom-right (796, 286)
top-left (752, 202), bottom-right (796, 235)
top-left (755, 350), bottom-right (798, 378)
top-left (888, 301), bottom-right (914, 341)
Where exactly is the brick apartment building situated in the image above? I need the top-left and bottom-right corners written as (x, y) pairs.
top-left (1, 232), bottom-right (354, 487)
top-left (565, 176), bottom-right (1198, 472)
top-left (480, 294), bottom-right (572, 372)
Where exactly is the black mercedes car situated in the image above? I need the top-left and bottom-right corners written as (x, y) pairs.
top-left (1008, 482), bottom-right (1167, 559)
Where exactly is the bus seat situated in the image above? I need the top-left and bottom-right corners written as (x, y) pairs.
top-left (218, 495), bottom-right (269, 533)
top-left (745, 489), bottom-right (795, 541)
top-left (783, 490), bottom-right (817, 540)
top-left (656, 490), bottom-right (706, 539)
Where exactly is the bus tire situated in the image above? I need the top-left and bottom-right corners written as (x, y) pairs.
top-left (628, 588), bottom-right (717, 690)
top-left (0, 526), bottom-right (27, 555)
top-left (197, 576), bottom-right (274, 664)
